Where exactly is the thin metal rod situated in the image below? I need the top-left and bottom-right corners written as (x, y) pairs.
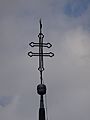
top-left (29, 42), bottom-right (52, 48)
top-left (38, 19), bottom-right (44, 73)
top-left (40, 71), bottom-right (43, 84)
top-left (40, 95), bottom-right (44, 107)
top-left (40, 19), bottom-right (42, 34)
top-left (28, 51), bottom-right (54, 57)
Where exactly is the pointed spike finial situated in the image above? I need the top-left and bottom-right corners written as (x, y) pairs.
top-left (40, 19), bottom-right (42, 33)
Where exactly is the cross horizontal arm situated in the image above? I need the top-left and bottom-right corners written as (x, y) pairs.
top-left (28, 51), bottom-right (54, 57)
top-left (29, 42), bottom-right (52, 48)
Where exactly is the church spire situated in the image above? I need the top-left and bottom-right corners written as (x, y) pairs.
top-left (28, 19), bottom-right (54, 120)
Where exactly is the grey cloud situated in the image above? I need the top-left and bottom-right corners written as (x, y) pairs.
top-left (64, 0), bottom-right (90, 17)
top-left (0, 96), bottom-right (13, 107)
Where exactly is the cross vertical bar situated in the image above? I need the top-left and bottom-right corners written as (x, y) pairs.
top-left (38, 19), bottom-right (44, 84)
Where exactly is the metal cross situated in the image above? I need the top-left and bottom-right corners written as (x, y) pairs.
top-left (28, 19), bottom-right (54, 120)
top-left (28, 19), bottom-right (54, 84)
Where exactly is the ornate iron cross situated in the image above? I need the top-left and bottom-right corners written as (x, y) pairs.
top-left (28, 19), bottom-right (54, 120)
top-left (28, 19), bottom-right (54, 84)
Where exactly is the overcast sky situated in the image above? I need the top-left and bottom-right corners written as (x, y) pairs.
top-left (0, 0), bottom-right (90, 120)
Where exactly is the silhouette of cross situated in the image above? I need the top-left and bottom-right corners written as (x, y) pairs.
top-left (28, 19), bottom-right (54, 83)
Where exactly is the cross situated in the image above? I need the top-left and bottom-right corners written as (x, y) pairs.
top-left (28, 20), bottom-right (54, 120)
top-left (28, 19), bottom-right (54, 84)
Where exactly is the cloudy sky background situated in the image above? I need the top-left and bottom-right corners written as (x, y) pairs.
top-left (0, 0), bottom-right (90, 120)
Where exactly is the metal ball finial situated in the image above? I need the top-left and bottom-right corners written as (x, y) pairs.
top-left (37, 84), bottom-right (46, 95)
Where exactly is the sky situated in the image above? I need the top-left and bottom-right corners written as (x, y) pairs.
top-left (0, 0), bottom-right (90, 120)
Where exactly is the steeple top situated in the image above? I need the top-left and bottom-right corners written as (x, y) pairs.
top-left (39, 19), bottom-right (42, 33)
